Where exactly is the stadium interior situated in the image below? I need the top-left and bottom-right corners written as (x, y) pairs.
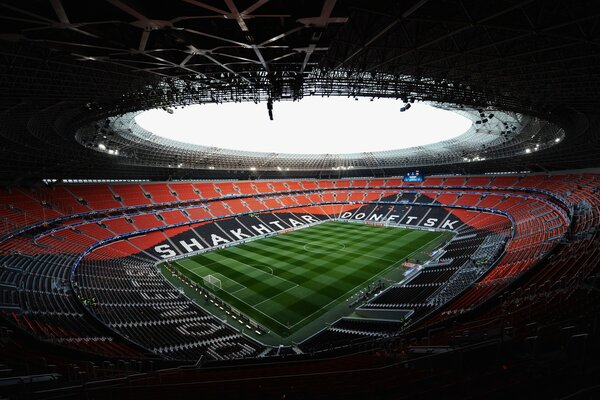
top-left (0, 1), bottom-right (599, 399)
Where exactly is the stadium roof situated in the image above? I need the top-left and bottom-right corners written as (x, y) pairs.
top-left (1, 0), bottom-right (599, 182)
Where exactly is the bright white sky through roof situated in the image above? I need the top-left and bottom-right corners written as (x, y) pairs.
top-left (135, 97), bottom-right (472, 154)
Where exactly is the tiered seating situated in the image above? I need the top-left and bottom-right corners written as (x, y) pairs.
top-left (78, 223), bottom-right (114, 240)
top-left (261, 197), bottom-right (282, 209)
top-left (352, 179), bottom-right (368, 187)
top-left (68, 185), bottom-right (123, 210)
top-left (104, 218), bottom-right (134, 235)
top-left (252, 181), bottom-right (272, 194)
top-left (142, 184), bottom-right (178, 203)
top-left (346, 191), bottom-right (364, 202)
top-left (334, 190), bottom-right (349, 202)
top-left (423, 177), bottom-right (443, 186)
top-left (127, 232), bottom-right (168, 258)
top-left (467, 178), bottom-right (600, 335)
top-left (75, 258), bottom-right (262, 361)
top-left (408, 267), bottom-right (459, 285)
top-left (367, 179), bottom-right (385, 187)
top-left (466, 176), bottom-right (491, 186)
top-left (0, 189), bottom-right (62, 230)
top-left (360, 231), bottom-right (498, 323)
top-left (193, 183), bottom-right (220, 199)
top-left (243, 197), bottom-right (267, 212)
top-left (1, 173), bottom-right (598, 363)
top-left (368, 284), bottom-right (441, 306)
top-left (269, 181), bottom-right (288, 192)
top-left (285, 180), bottom-right (303, 191)
top-left (207, 201), bottom-right (233, 217)
top-left (320, 192), bottom-right (336, 202)
top-left (234, 181), bottom-right (257, 195)
top-left (490, 176), bottom-right (520, 187)
top-left (454, 193), bottom-right (481, 206)
top-left (87, 240), bottom-right (144, 261)
top-left (0, 206), bottom-right (39, 233)
top-left (435, 193), bottom-right (459, 204)
top-left (0, 252), bottom-right (140, 358)
top-left (214, 182), bottom-right (239, 196)
top-left (186, 206), bottom-right (213, 220)
top-left (278, 196), bottom-right (297, 207)
top-left (307, 193), bottom-right (322, 204)
top-left (168, 183), bottom-right (200, 201)
top-left (223, 199), bottom-right (250, 214)
top-left (332, 318), bottom-right (404, 334)
top-left (317, 180), bottom-right (334, 189)
top-left (160, 210), bottom-right (190, 225)
top-left (516, 175), bottom-right (548, 188)
top-left (301, 180), bottom-right (318, 190)
top-left (457, 212), bottom-right (510, 233)
top-left (38, 185), bottom-right (92, 214)
top-left (443, 177), bottom-right (465, 186)
top-left (111, 184), bottom-right (151, 207)
top-left (384, 178), bottom-right (402, 186)
top-left (444, 209), bottom-right (480, 228)
top-left (301, 329), bottom-right (373, 351)
top-left (36, 231), bottom-right (91, 254)
top-left (294, 194), bottom-right (312, 204)
top-left (427, 221), bottom-right (567, 320)
top-left (476, 194), bottom-right (503, 208)
top-left (131, 214), bottom-right (164, 230)
top-left (334, 180), bottom-right (350, 188)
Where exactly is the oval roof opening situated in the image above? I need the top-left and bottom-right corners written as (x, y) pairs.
top-left (135, 97), bottom-right (472, 155)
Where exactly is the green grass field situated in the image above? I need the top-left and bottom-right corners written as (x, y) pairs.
top-left (173, 221), bottom-right (446, 337)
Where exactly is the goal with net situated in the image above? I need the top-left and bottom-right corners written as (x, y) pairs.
top-left (203, 274), bottom-right (222, 291)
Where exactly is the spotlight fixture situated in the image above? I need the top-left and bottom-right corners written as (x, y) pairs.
top-left (267, 98), bottom-right (273, 120)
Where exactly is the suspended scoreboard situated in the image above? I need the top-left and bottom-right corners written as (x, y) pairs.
top-left (403, 170), bottom-right (424, 183)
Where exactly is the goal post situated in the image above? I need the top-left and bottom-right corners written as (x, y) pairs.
top-left (203, 274), bottom-right (222, 291)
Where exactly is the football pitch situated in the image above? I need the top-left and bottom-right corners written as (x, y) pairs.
top-left (172, 221), bottom-right (447, 337)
